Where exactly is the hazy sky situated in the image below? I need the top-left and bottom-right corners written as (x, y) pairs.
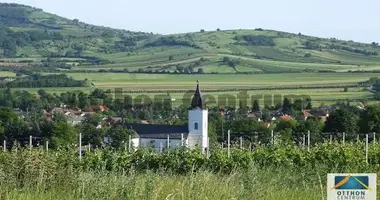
top-left (2, 0), bottom-right (379, 43)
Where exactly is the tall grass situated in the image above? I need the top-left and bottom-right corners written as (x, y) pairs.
top-left (0, 158), bottom-right (322, 199)
top-left (0, 142), bottom-right (379, 199)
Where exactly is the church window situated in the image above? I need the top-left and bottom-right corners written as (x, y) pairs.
top-left (194, 122), bottom-right (198, 130)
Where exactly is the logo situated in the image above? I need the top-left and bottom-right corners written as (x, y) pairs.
top-left (328, 173), bottom-right (377, 200)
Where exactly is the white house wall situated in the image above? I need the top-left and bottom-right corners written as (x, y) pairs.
top-left (135, 138), bottom-right (185, 150)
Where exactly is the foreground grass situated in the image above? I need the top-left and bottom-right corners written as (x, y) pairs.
top-left (2, 166), bottom-right (323, 200)
top-left (2, 143), bottom-right (380, 200)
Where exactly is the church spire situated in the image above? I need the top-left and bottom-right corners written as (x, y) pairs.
top-left (190, 80), bottom-right (203, 109)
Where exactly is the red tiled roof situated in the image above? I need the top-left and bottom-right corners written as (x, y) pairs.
top-left (280, 115), bottom-right (293, 121)
top-left (88, 105), bottom-right (109, 112)
top-left (263, 122), bottom-right (270, 128)
top-left (303, 110), bottom-right (312, 118)
top-left (141, 120), bottom-right (149, 124)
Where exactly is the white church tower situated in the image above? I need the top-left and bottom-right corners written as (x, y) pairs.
top-left (187, 80), bottom-right (208, 152)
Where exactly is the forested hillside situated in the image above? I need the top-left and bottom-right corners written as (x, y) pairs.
top-left (1, 3), bottom-right (380, 74)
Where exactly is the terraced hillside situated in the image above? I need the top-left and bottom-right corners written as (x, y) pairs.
top-left (1, 3), bottom-right (380, 74)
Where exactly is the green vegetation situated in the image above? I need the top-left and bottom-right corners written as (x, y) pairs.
top-left (1, 3), bottom-right (380, 200)
top-left (1, 143), bottom-right (380, 199)
top-left (59, 72), bottom-right (378, 89)
top-left (1, 3), bottom-right (380, 74)
top-left (0, 73), bottom-right (89, 88)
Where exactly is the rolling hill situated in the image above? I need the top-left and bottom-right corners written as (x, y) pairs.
top-left (1, 3), bottom-right (380, 74)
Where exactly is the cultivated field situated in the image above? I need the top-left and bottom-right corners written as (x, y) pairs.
top-left (63, 72), bottom-right (376, 90)
top-left (15, 72), bottom-right (373, 107)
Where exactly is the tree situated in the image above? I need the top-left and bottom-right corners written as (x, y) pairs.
top-left (305, 98), bottom-right (312, 109)
top-left (282, 98), bottom-right (292, 114)
top-left (292, 99), bottom-right (304, 111)
top-left (168, 55), bottom-right (173, 61)
top-left (343, 87), bottom-right (348, 92)
top-left (304, 53), bottom-right (312, 58)
top-left (358, 105), bottom-right (380, 133)
top-left (275, 119), bottom-right (298, 143)
top-left (107, 125), bottom-right (135, 149)
top-left (51, 122), bottom-right (77, 149)
top-left (208, 121), bottom-right (217, 143)
top-left (197, 68), bottom-right (204, 74)
top-left (324, 108), bottom-right (359, 136)
top-left (296, 117), bottom-right (324, 144)
top-left (374, 92), bottom-right (380, 101)
top-left (79, 122), bottom-right (105, 147)
top-left (237, 100), bottom-right (249, 116)
top-left (254, 123), bottom-right (271, 144)
top-left (222, 57), bottom-right (230, 63)
top-left (252, 100), bottom-right (260, 112)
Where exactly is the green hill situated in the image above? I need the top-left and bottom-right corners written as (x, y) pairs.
top-left (1, 3), bottom-right (380, 74)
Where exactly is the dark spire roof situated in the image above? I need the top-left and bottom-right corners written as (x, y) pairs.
top-left (190, 80), bottom-right (203, 109)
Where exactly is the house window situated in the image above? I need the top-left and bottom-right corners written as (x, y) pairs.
top-left (194, 122), bottom-right (198, 130)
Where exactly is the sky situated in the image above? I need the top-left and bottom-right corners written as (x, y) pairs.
top-left (2, 0), bottom-right (380, 43)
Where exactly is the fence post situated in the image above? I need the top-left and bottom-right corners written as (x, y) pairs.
top-left (357, 135), bottom-right (360, 143)
top-left (128, 135), bottom-right (131, 153)
top-left (167, 135), bottom-right (170, 149)
top-left (207, 137), bottom-right (210, 158)
top-left (240, 137), bottom-right (243, 149)
top-left (271, 130), bottom-right (274, 145)
top-left (373, 132), bottom-right (376, 144)
top-left (342, 132), bottom-right (345, 144)
top-left (79, 133), bottom-right (82, 161)
top-left (227, 130), bottom-right (231, 159)
top-left (303, 134), bottom-right (306, 147)
top-left (88, 143), bottom-right (91, 152)
top-left (329, 135), bottom-right (332, 144)
top-left (307, 130), bottom-right (310, 151)
top-left (366, 134), bottom-right (369, 164)
top-left (181, 133), bottom-right (184, 147)
top-left (160, 143), bottom-right (163, 152)
top-left (3, 140), bottom-right (5, 152)
top-left (45, 141), bottom-right (48, 152)
top-left (249, 143), bottom-right (252, 152)
top-left (29, 135), bottom-right (32, 150)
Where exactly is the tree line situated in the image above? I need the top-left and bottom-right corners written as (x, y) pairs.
top-left (0, 87), bottom-right (379, 149)
top-left (0, 73), bottom-right (88, 88)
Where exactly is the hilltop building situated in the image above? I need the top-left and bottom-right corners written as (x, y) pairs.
top-left (125, 81), bottom-right (209, 152)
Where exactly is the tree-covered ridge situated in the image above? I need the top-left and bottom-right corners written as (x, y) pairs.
top-left (1, 3), bottom-right (380, 74)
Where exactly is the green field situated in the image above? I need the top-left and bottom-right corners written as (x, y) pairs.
top-left (21, 72), bottom-right (376, 107)
top-left (0, 71), bottom-right (17, 77)
top-left (122, 88), bottom-right (372, 107)
top-left (60, 72), bottom-right (376, 90)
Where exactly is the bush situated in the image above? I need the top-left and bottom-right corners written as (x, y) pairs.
top-left (234, 35), bottom-right (275, 46)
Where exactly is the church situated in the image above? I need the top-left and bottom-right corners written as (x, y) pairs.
top-left (125, 81), bottom-right (209, 152)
